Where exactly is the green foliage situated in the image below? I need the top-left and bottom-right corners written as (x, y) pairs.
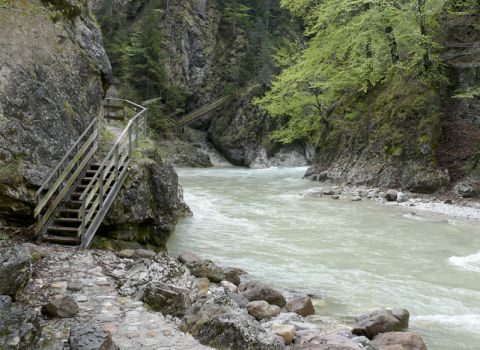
top-left (257, 0), bottom-right (452, 144)
top-left (453, 87), bottom-right (480, 99)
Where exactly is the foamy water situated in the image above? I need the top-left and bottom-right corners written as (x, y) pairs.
top-left (167, 167), bottom-right (480, 350)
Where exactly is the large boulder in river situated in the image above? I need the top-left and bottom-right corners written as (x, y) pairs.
top-left (385, 189), bottom-right (398, 202)
top-left (286, 296), bottom-right (315, 317)
top-left (142, 282), bottom-right (191, 317)
top-left (352, 309), bottom-right (409, 339)
top-left (0, 295), bottom-right (42, 349)
top-left (291, 333), bottom-right (362, 350)
top-left (239, 280), bottom-right (286, 307)
top-left (372, 332), bottom-right (428, 350)
top-left (0, 245), bottom-right (32, 300)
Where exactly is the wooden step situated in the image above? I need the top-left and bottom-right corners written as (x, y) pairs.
top-left (43, 235), bottom-right (81, 245)
top-left (54, 217), bottom-right (82, 224)
top-left (49, 226), bottom-right (79, 233)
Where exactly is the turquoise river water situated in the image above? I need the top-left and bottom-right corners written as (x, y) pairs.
top-left (167, 167), bottom-right (480, 350)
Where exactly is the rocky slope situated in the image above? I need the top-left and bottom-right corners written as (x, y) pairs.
top-left (0, 0), bottom-right (111, 227)
top-left (0, 1), bottom-right (191, 247)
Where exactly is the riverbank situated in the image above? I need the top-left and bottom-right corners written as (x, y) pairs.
top-left (0, 241), bottom-right (429, 350)
top-left (302, 182), bottom-right (480, 221)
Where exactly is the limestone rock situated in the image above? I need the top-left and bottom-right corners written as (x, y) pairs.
top-left (246, 301), bottom-right (281, 320)
top-left (385, 190), bottom-right (398, 202)
top-left (223, 267), bottom-right (244, 286)
top-left (372, 332), bottom-right (428, 350)
top-left (292, 333), bottom-right (361, 350)
top-left (196, 278), bottom-right (210, 298)
top-left (134, 249), bottom-right (156, 259)
top-left (286, 296), bottom-right (316, 317)
top-left (68, 324), bottom-right (119, 350)
top-left (227, 293), bottom-right (250, 308)
top-left (239, 280), bottom-right (286, 307)
top-left (188, 260), bottom-right (225, 283)
top-left (0, 295), bottom-right (42, 350)
top-left (352, 309), bottom-right (409, 339)
top-left (117, 249), bottom-right (135, 259)
top-left (41, 296), bottom-right (79, 318)
top-left (178, 252), bottom-right (202, 265)
top-left (221, 280), bottom-right (238, 293)
top-left (142, 282), bottom-right (191, 317)
top-left (271, 324), bottom-right (296, 345)
top-left (0, 245), bottom-right (32, 300)
top-left (67, 281), bottom-right (84, 292)
top-left (454, 179), bottom-right (480, 198)
top-left (196, 312), bottom-right (285, 350)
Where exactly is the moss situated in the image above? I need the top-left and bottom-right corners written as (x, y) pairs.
top-left (63, 101), bottom-right (76, 120)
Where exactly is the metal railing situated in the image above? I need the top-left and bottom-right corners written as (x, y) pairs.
top-left (78, 98), bottom-right (147, 247)
top-left (34, 118), bottom-right (99, 239)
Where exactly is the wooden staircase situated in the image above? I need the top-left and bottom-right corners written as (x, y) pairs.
top-left (34, 98), bottom-right (148, 247)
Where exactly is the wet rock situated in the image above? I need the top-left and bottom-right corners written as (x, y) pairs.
top-left (68, 324), bottom-right (119, 350)
top-left (188, 260), bottom-right (225, 283)
top-left (286, 296), bottom-right (315, 317)
top-left (196, 312), bottom-right (285, 350)
top-left (271, 324), bottom-right (296, 345)
top-left (41, 296), bottom-right (79, 318)
top-left (134, 249), bottom-right (156, 259)
top-left (247, 301), bottom-right (281, 320)
top-left (118, 253), bottom-right (193, 296)
top-left (372, 332), bottom-right (428, 350)
top-left (352, 309), bottom-right (409, 339)
top-left (385, 190), bottom-right (398, 202)
top-left (117, 249), bottom-right (135, 259)
top-left (331, 195), bottom-right (340, 200)
top-left (224, 293), bottom-right (248, 308)
top-left (239, 280), bottom-right (286, 307)
top-left (0, 295), bottom-right (42, 350)
top-left (178, 252), bottom-right (202, 265)
top-left (196, 278), bottom-right (210, 298)
top-left (67, 281), bottom-right (84, 292)
top-left (323, 190), bottom-right (336, 195)
top-left (221, 280), bottom-right (238, 293)
top-left (0, 246), bottom-right (32, 300)
top-left (142, 282), bottom-right (191, 317)
top-left (223, 267), bottom-right (244, 286)
top-left (351, 196), bottom-right (362, 202)
top-left (454, 179), bottom-right (480, 198)
top-left (396, 192), bottom-right (409, 203)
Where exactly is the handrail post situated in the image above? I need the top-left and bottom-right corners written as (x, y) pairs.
top-left (135, 117), bottom-right (139, 148)
top-left (143, 110), bottom-right (147, 139)
top-left (123, 99), bottom-right (126, 120)
top-left (114, 144), bottom-right (119, 179)
top-left (128, 127), bottom-right (132, 157)
top-left (99, 167), bottom-right (104, 208)
top-left (80, 199), bottom-right (86, 239)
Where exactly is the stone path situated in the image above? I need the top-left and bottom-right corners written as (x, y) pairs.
top-left (25, 245), bottom-right (212, 349)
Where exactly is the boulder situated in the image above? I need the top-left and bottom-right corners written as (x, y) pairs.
top-left (178, 252), bottom-right (202, 265)
top-left (196, 278), bottom-right (210, 298)
top-left (352, 309), bottom-right (409, 339)
top-left (117, 249), bottom-right (135, 258)
top-left (223, 267), bottom-right (244, 286)
top-left (0, 245), bottom-right (32, 300)
top-left (239, 280), bottom-right (286, 307)
top-left (68, 324), bottom-right (119, 350)
top-left (221, 280), bottom-right (238, 293)
top-left (67, 281), bottom-right (84, 292)
top-left (227, 293), bottom-right (250, 308)
top-left (196, 312), bottom-right (285, 350)
top-left (271, 324), bottom-right (296, 345)
top-left (396, 192), bottom-right (409, 203)
top-left (246, 301), bottom-right (281, 320)
top-left (142, 282), bottom-right (191, 317)
top-left (454, 179), bottom-right (480, 198)
top-left (41, 296), bottom-right (79, 318)
top-left (286, 296), bottom-right (315, 317)
top-left (134, 249), bottom-right (156, 259)
top-left (188, 260), bottom-right (225, 283)
top-left (0, 295), bottom-right (42, 349)
top-left (385, 189), bottom-right (398, 202)
top-left (372, 332), bottom-right (428, 350)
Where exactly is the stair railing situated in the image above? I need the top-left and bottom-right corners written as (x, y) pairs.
top-left (34, 118), bottom-right (99, 240)
top-left (176, 95), bottom-right (231, 128)
top-left (78, 98), bottom-right (147, 248)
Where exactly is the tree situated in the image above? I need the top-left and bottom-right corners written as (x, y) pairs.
top-left (256, 0), bottom-right (449, 143)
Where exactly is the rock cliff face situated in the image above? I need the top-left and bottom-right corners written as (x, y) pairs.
top-left (0, 0), bottom-right (111, 225)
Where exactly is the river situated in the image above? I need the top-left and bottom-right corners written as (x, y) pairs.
top-left (167, 167), bottom-right (480, 350)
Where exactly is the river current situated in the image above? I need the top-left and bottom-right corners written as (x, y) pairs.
top-left (167, 167), bottom-right (480, 350)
